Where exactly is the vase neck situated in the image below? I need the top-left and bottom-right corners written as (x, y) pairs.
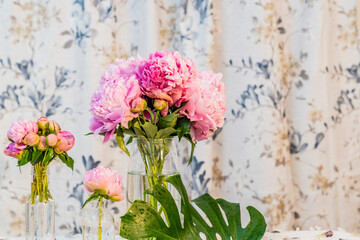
top-left (30, 163), bottom-right (52, 203)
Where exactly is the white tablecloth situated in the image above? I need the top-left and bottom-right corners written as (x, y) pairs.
top-left (0, 235), bottom-right (124, 240)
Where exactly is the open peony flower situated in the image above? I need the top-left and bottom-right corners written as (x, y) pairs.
top-left (136, 50), bottom-right (197, 106)
top-left (180, 71), bottom-right (226, 142)
top-left (55, 131), bottom-right (75, 153)
top-left (4, 142), bottom-right (24, 159)
top-left (90, 74), bottom-right (142, 142)
top-left (7, 121), bottom-right (38, 145)
top-left (83, 166), bottom-right (125, 201)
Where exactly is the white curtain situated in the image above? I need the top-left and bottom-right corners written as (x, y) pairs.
top-left (0, 0), bottom-right (359, 236)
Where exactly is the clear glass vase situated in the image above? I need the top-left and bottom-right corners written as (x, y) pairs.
top-left (127, 137), bottom-right (180, 211)
top-left (26, 164), bottom-right (55, 240)
top-left (82, 198), bottom-right (115, 240)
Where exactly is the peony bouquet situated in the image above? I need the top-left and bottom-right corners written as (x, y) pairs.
top-left (89, 50), bottom-right (226, 221)
top-left (89, 50), bottom-right (226, 160)
top-left (4, 117), bottom-right (75, 203)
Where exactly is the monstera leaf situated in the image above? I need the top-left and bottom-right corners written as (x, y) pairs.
top-left (120, 174), bottom-right (266, 240)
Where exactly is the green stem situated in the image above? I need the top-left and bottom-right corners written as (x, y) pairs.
top-left (98, 197), bottom-right (103, 240)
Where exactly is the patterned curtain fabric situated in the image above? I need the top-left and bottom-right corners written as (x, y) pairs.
top-left (0, 0), bottom-right (359, 236)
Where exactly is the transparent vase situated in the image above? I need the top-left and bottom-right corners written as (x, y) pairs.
top-left (82, 198), bottom-right (115, 240)
top-left (127, 137), bottom-right (180, 211)
top-left (25, 163), bottom-right (55, 240)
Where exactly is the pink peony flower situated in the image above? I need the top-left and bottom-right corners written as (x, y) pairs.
top-left (37, 117), bottom-right (49, 130)
top-left (46, 134), bottom-right (58, 147)
top-left (37, 136), bottom-right (46, 151)
top-left (23, 132), bottom-right (40, 146)
top-left (90, 75), bottom-right (142, 142)
top-left (7, 121), bottom-right (38, 145)
top-left (54, 131), bottom-right (75, 153)
top-left (136, 50), bottom-right (197, 106)
top-left (83, 166), bottom-right (125, 201)
top-left (130, 97), bottom-right (147, 113)
top-left (4, 142), bottom-right (24, 159)
top-left (48, 120), bottom-right (61, 133)
top-left (180, 71), bottom-right (226, 142)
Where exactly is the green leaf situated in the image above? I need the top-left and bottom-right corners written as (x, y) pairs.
top-left (120, 174), bottom-right (267, 240)
top-left (133, 121), bottom-right (146, 137)
top-left (81, 193), bottom-right (100, 209)
top-left (43, 148), bottom-right (54, 165)
top-left (31, 150), bottom-right (43, 165)
top-left (85, 132), bottom-right (94, 136)
top-left (65, 155), bottom-right (74, 170)
top-left (176, 118), bottom-right (190, 140)
top-left (183, 134), bottom-right (196, 165)
top-left (141, 122), bottom-right (158, 138)
top-left (155, 127), bottom-right (177, 139)
top-left (18, 149), bottom-right (30, 167)
top-left (116, 127), bottom-right (130, 156)
top-left (120, 201), bottom-right (176, 240)
top-left (157, 113), bottom-right (179, 129)
top-left (123, 128), bottom-right (136, 136)
top-left (126, 136), bottom-right (133, 145)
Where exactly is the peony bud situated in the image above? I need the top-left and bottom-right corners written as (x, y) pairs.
top-left (37, 117), bottom-right (49, 130)
top-left (130, 98), bottom-right (147, 113)
top-left (23, 132), bottom-right (40, 146)
top-left (37, 136), bottom-right (46, 151)
top-left (46, 134), bottom-right (58, 147)
top-left (153, 99), bottom-right (167, 111)
top-left (48, 120), bottom-right (61, 133)
top-left (54, 131), bottom-right (75, 153)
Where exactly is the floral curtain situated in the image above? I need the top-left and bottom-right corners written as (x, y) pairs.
top-left (0, 0), bottom-right (360, 236)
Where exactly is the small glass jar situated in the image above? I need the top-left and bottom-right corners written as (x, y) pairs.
top-left (82, 198), bottom-right (115, 240)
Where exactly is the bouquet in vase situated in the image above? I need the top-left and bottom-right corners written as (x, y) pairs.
top-left (89, 50), bottom-right (226, 209)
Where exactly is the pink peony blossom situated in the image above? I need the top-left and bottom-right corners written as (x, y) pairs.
top-left (83, 166), bottom-right (125, 201)
top-left (130, 97), bottom-right (147, 113)
top-left (89, 75), bottom-right (142, 142)
top-left (46, 134), bottom-right (58, 147)
top-left (180, 71), bottom-right (226, 142)
top-left (37, 136), bottom-right (46, 151)
top-left (54, 131), bottom-right (75, 153)
top-left (136, 50), bottom-right (197, 106)
top-left (4, 142), bottom-right (24, 159)
top-left (23, 132), bottom-right (40, 146)
top-left (48, 120), bottom-right (61, 133)
top-left (37, 116), bottom-right (49, 129)
top-left (7, 121), bottom-right (38, 145)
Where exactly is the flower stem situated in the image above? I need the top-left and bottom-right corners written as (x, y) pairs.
top-left (98, 196), bottom-right (103, 240)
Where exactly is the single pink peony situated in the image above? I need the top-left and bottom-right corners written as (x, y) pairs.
top-left (4, 142), bottom-right (24, 159)
top-left (23, 132), bottom-right (40, 146)
top-left (136, 50), bottom-right (197, 106)
top-left (54, 131), bottom-right (75, 153)
top-left (83, 166), bottom-right (125, 201)
top-left (37, 116), bottom-right (49, 130)
top-left (37, 136), bottom-right (46, 151)
top-left (46, 134), bottom-right (58, 147)
top-left (130, 97), bottom-right (147, 113)
top-left (89, 74), bottom-right (142, 142)
top-left (48, 120), bottom-right (61, 133)
top-left (7, 121), bottom-right (38, 145)
top-left (180, 71), bottom-right (226, 142)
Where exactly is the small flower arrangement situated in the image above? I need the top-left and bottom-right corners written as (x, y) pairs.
top-left (89, 50), bottom-right (226, 162)
top-left (82, 167), bottom-right (125, 240)
top-left (4, 116), bottom-right (75, 168)
top-left (4, 117), bottom-right (75, 203)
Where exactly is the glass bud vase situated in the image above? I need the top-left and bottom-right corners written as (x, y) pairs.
top-left (127, 137), bottom-right (180, 211)
top-left (82, 198), bottom-right (115, 240)
top-left (26, 163), bottom-right (55, 240)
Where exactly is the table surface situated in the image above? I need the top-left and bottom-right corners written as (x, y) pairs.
top-left (3, 231), bottom-right (360, 240)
